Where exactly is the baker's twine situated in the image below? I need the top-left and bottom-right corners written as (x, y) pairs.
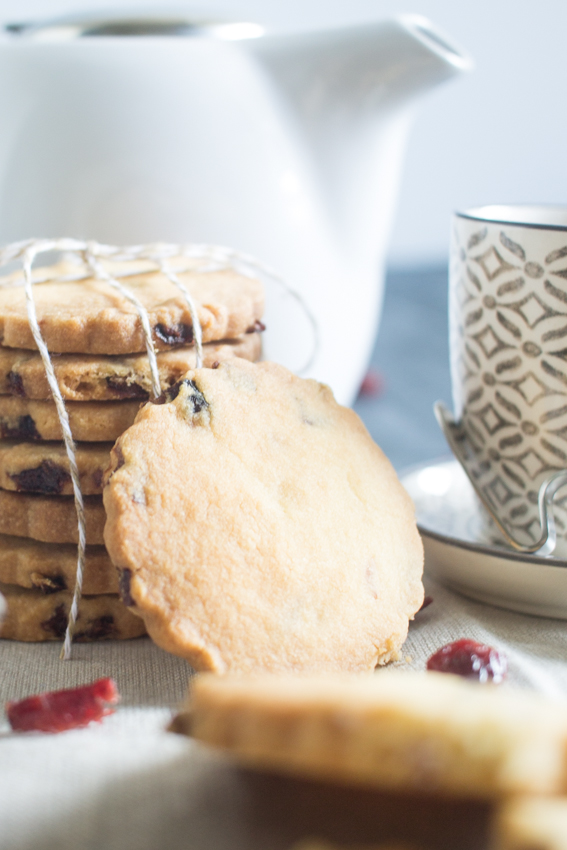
top-left (0, 238), bottom-right (317, 659)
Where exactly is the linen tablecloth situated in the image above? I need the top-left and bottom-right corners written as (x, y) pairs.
top-left (1, 574), bottom-right (566, 850)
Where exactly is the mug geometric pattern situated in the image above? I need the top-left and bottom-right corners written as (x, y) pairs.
top-left (450, 214), bottom-right (567, 554)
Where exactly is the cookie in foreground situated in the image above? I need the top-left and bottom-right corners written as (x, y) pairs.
top-left (103, 359), bottom-right (423, 673)
top-left (172, 670), bottom-right (567, 799)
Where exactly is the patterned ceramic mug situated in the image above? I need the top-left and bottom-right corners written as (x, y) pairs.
top-left (439, 205), bottom-right (567, 556)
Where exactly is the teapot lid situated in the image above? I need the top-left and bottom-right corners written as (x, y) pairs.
top-left (4, 12), bottom-right (264, 41)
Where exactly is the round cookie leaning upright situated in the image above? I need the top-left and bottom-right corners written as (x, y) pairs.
top-left (103, 359), bottom-right (424, 673)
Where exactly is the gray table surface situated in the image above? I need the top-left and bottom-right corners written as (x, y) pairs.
top-left (353, 264), bottom-right (452, 471)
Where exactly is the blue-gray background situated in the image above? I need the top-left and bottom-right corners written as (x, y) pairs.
top-left (353, 265), bottom-right (451, 470)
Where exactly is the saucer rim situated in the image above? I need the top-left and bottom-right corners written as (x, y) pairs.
top-left (418, 525), bottom-right (567, 569)
top-left (400, 458), bottom-right (567, 570)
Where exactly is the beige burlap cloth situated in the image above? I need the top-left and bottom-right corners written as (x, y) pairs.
top-left (1, 573), bottom-right (566, 850)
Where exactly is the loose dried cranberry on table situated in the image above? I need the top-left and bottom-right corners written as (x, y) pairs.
top-left (6, 677), bottom-right (119, 733)
top-left (426, 639), bottom-right (507, 684)
top-left (358, 369), bottom-right (384, 398)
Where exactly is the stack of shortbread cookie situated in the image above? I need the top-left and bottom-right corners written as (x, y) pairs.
top-left (0, 257), bottom-right (264, 642)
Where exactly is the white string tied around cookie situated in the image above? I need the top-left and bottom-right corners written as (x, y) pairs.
top-left (19, 241), bottom-right (88, 661)
top-left (83, 244), bottom-right (163, 399)
top-left (0, 238), bottom-right (317, 659)
top-left (151, 254), bottom-right (203, 369)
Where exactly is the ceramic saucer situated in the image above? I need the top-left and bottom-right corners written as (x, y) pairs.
top-left (400, 458), bottom-right (567, 619)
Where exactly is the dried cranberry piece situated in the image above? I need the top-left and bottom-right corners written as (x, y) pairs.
top-left (0, 414), bottom-right (41, 440)
top-left (118, 568), bottom-right (135, 607)
top-left (154, 323), bottom-right (193, 347)
top-left (7, 371), bottom-right (25, 397)
top-left (245, 320), bottom-right (266, 333)
top-left (10, 459), bottom-right (70, 495)
top-left (426, 639), bottom-right (507, 684)
top-left (6, 677), bottom-right (119, 733)
top-left (358, 369), bottom-right (384, 398)
top-left (105, 377), bottom-right (148, 399)
top-left (418, 595), bottom-right (433, 612)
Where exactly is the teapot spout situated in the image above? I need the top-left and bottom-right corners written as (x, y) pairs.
top-left (249, 16), bottom-right (473, 266)
top-left (253, 15), bottom-right (472, 111)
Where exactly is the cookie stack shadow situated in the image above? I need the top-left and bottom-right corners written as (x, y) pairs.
top-left (0, 330), bottom-right (263, 642)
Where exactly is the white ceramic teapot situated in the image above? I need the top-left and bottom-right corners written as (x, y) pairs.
top-left (0, 12), bottom-right (471, 403)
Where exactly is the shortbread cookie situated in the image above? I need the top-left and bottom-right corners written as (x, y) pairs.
top-left (0, 582), bottom-right (146, 641)
top-left (0, 396), bottom-right (140, 442)
top-left (494, 797), bottom-right (567, 850)
top-left (0, 333), bottom-right (261, 400)
top-left (0, 533), bottom-right (117, 594)
top-left (0, 441), bottom-right (112, 495)
top-left (0, 490), bottom-right (104, 544)
top-left (175, 671), bottom-right (567, 799)
top-left (0, 259), bottom-right (264, 353)
top-left (104, 359), bottom-right (423, 673)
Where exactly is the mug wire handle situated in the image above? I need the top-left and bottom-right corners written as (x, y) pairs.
top-left (435, 400), bottom-right (567, 555)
